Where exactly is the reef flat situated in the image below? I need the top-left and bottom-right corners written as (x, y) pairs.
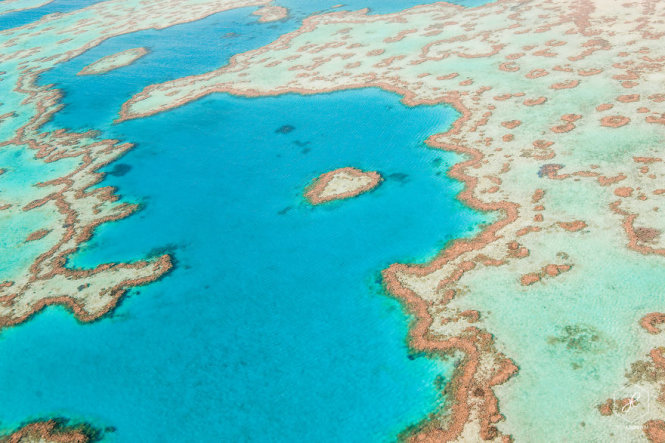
top-left (305, 166), bottom-right (382, 204)
top-left (117, 1), bottom-right (665, 441)
top-left (77, 47), bottom-right (148, 76)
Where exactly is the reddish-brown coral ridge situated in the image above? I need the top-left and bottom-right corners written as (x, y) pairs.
top-left (641, 313), bottom-right (665, 335)
top-left (644, 420), bottom-right (665, 443)
top-left (0, 419), bottom-right (98, 443)
top-left (304, 167), bottom-right (382, 204)
top-left (25, 228), bottom-right (50, 242)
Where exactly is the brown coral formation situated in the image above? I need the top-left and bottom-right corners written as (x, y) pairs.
top-left (557, 220), bottom-right (587, 232)
top-left (597, 398), bottom-right (613, 416)
top-left (25, 229), bottom-right (49, 242)
top-left (304, 167), bottom-right (382, 204)
top-left (0, 419), bottom-right (97, 443)
top-left (600, 115), bottom-right (630, 128)
top-left (519, 263), bottom-right (571, 286)
top-left (641, 313), bottom-right (665, 335)
top-left (644, 420), bottom-right (665, 443)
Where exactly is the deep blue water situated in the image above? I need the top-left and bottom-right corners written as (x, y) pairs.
top-left (0, 1), bottom-right (491, 441)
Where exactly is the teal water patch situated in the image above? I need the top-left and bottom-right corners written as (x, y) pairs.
top-left (0, 88), bottom-right (487, 441)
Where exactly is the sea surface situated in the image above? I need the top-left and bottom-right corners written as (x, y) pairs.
top-left (0, 1), bottom-right (490, 441)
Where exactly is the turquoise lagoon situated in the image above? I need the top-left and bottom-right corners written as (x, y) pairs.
top-left (0, 2), bottom-right (490, 441)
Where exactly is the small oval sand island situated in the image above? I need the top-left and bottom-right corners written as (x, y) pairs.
top-left (78, 47), bottom-right (148, 76)
top-left (305, 167), bottom-right (382, 205)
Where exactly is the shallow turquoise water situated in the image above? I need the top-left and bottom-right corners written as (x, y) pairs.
top-left (0, 1), bottom-right (491, 441)
top-left (0, 87), bottom-right (487, 442)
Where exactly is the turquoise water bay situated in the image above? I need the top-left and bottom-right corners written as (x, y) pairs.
top-left (0, 87), bottom-right (486, 441)
top-left (0, 1), bottom-right (492, 441)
